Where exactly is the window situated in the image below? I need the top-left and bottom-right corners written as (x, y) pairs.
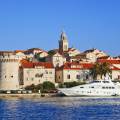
top-left (80, 87), bottom-right (84, 88)
top-left (94, 81), bottom-right (101, 83)
top-left (86, 75), bottom-right (89, 79)
top-left (35, 73), bottom-right (43, 78)
top-left (45, 70), bottom-right (48, 74)
top-left (49, 71), bottom-right (52, 74)
top-left (103, 81), bottom-right (109, 83)
top-left (76, 75), bottom-right (80, 79)
top-left (67, 75), bottom-right (70, 79)
top-left (11, 75), bottom-right (13, 78)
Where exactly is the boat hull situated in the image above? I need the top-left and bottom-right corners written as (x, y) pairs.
top-left (58, 89), bottom-right (120, 97)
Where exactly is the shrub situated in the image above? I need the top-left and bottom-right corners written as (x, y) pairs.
top-left (24, 81), bottom-right (55, 93)
top-left (42, 81), bottom-right (55, 91)
top-left (59, 81), bottom-right (86, 88)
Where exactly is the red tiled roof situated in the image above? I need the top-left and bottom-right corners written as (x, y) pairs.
top-left (98, 59), bottom-right (120, 64)
top-left (110, 65), bottom-right (120, 70)
top-left (20, 59), bottom-right (54, 69)
top-left (57, 62), bottom-right (120, 71)
top-left (58, 62), bottom-right (94, 70)
top-left (15, 50), bottom-right (26, 53)
top-left (33, 62), bottom-right (54, 68)
top-left (81, 63), bottom-right (94, 69)
top-left (20, 59), bottom-right (34, 68)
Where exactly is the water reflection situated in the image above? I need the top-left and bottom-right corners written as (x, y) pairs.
top-left (0, 97), bottom-right (120, 120)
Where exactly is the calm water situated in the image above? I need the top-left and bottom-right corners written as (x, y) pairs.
top-left (0, 97), bottom-right (120, 120)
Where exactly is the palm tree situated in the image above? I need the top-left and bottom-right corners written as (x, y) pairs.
top-left (100, 62), bottom-right (112, 79)
top-left (90, 62), bottom-right (112, 80)
top-left (90, 62), bottom-right (101, 79)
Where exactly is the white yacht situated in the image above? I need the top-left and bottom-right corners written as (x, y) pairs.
top-left (58, 79), bottom-right (120, 97)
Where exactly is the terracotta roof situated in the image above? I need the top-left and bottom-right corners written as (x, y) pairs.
top-left (58, 62), bottom-right (94, 70)
top-left (15, 50), bottom-right (26, 53)
top-left (33, 62), bottom-right (54, 68)
top-left (20, 59), bottom-right (34, 68)
top-left (20, 59), bottom-right (54, 69)
top-left (98, 59), bottom-right (120, 64)
top-left (110, 65), bottom-right (120, 70)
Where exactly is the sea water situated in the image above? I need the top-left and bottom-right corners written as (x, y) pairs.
top-left (0, 97), bottom-right (120, 120)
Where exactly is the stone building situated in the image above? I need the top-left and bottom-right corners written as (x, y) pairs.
top-left (20, 60), bottom-right (55, 87)
top-left (0, 51), bottom-right (20, 90)
top-left (56, 62), bottom-right (93, 83)
top-left (46, 52), bottom-right (66, 67)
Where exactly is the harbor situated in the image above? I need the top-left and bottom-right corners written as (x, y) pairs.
top-left (0, 96), bottom-right (120, 120)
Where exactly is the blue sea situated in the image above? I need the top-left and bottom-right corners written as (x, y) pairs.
top-left (0, 97), bottom-right (120, 120)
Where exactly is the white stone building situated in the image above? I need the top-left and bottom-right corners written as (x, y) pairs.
top-left (20, 60), bottom-right (55, 87)
top-left (56, 62), bottom-right (93, 83)
top-left (67, 48), bottom-right (80, 57)
top-left (0, 51), bottom-right (20, 90)
top-left (24, 48), bottom-right (47, 55)
top-left (46, 52), bottom-right (66, 67)
top-left (37, 51), bottom-right (48, 58)
top-left (79, 48), bottom-right (108, 62)
top-left (111, 66), bottom-right (120, 80)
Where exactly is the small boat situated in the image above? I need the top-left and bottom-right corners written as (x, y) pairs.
top-left (58, 79), bottom-right (120, 97)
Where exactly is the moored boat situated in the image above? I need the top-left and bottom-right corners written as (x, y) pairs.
top-left (58, 79), bottom-right (120, 97)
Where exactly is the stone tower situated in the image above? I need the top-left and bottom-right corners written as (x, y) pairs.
top-left (0, 52), bottom-right (20, 90)
top-left (59, 32), bottom-right (69, 54)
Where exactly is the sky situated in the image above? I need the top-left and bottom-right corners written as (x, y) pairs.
top-left (0, 0), bottom-right (120, 56)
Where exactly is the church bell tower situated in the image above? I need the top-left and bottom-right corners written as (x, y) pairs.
top-left (59, 32), bottom-right (69, 54)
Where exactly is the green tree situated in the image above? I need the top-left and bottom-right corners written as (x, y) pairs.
top-left (42, 81), bottom-right (55, 91)
top-left (25, 84), bottom-right (36, 92)
top-left (90, 62), bottom-right (101, 79)
top-left (35, 84), bottom-right (43, 91)
top-left (100, 62), bottom-right (112, 78)
top-left (90, 62), bottom-right (111, 79)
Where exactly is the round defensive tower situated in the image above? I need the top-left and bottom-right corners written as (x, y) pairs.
top-left (0, 51), bottom-right (20, 90)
